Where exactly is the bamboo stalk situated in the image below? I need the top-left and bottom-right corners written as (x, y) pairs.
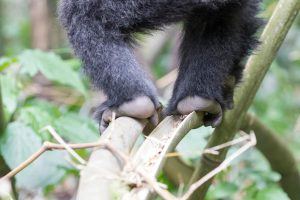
top-left (189, 0), bottom-right (300, 199)
top-left (76, 117), bottom-right (145, 200)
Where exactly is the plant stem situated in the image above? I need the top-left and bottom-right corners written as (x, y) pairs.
top-left (76, 117), bottom-right (146, 200)
top-left (242, 114), bottom-right (300, 200)
top-left (0, 0), bottom-right (4, 55)
top-left (0, 84), bottom-right (6, 139)
top-left (188, 0), bottom-right (300, 199)
top-left (0, 84), bottom-right (9, 176)
top-left (164, 113), bottom-right (300, 200)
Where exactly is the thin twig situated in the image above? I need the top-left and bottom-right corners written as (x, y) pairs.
top-left (133, 133), bottom-right (256, 200)
top-left (242, 114), bottom-right (300, 199)
top-left (41, 125), bottom-right (87, 165)
top-left (137, 168), bottom-right (178, 200)
top-left (104, 143), bottom-right (130, 163)
top-left (127, 113), bottom-right (203, 199)
top-left (203, 134), bottom-right (251, 155)
top-left (0, 141), bottom-right (107, 181)
top-left (44, 141), bottom-right (105, 150)
top-left (180, 132), bottom-right (256, 200)
top-left (1, 146), bottom-right (46, 180)
top-left (166, 133), bottom-right (251, 157)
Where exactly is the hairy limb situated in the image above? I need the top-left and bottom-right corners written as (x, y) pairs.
top-left (167, 0), bottom-right (262, 127)
top-left (58, 0), bottom-right (260, 131)
top-left (59, 0), bottom-right (160, 133)
top-left (86, 0), bottom-right (244, 33)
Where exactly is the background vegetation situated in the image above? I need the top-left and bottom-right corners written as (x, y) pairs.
top-left (0, 0), bottom-right (299, 199)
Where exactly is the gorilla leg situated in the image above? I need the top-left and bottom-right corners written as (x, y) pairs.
top-left (58, 0), bottom-right (234, 132)
top-left (167, 0), bottom-right (262, 127)
top-left (59, 0), bottom-right (163, 133)
top-left (59, 0), bottom-right (261, 132)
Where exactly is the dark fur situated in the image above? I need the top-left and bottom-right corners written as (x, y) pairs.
top-left (58, 0), bottom-right (262, 119)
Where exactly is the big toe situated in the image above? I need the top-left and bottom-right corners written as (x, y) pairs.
top-left (118, 96), bottom-right (156, 119)
top-left (177, 96), bottom-right (223, 128)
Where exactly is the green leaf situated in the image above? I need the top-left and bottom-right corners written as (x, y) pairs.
top-left (256, 186), bottom-right (290, 200)
top-left (24, 99), bottom-right (61, 118)
top-left (18, 50), bottom-right (87, 95)
top-left (18, 51), bottom-right (39, 76)
top-left (0, 122), bottom-right (69, 190)
top-left (17, 100), bottom-right (62, 140)
top-left (17, 107), bottom-right (55, 141)
top-left (176, 127), bottom-right (212, 162)
top-left (0, 73), bottom-right (19, 117)
top-left (208, 182), bottom-right (238, 199)
top-left (0, 57), bottom-right (17, 72)
top-left (65, 59), bottom-right (82, 71)
top-left (54, 113), bottom-right (99, 143)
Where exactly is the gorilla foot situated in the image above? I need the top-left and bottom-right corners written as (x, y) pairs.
top-left (175, 96), bottom-right (223, 128)
top-left (98, 96), bottom-right (159, 133)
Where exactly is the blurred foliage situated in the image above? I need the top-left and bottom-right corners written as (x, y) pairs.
top-left (0, 0), bottom-right (299, 199)
top-left (0, 49), bottom-right (99, 195)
